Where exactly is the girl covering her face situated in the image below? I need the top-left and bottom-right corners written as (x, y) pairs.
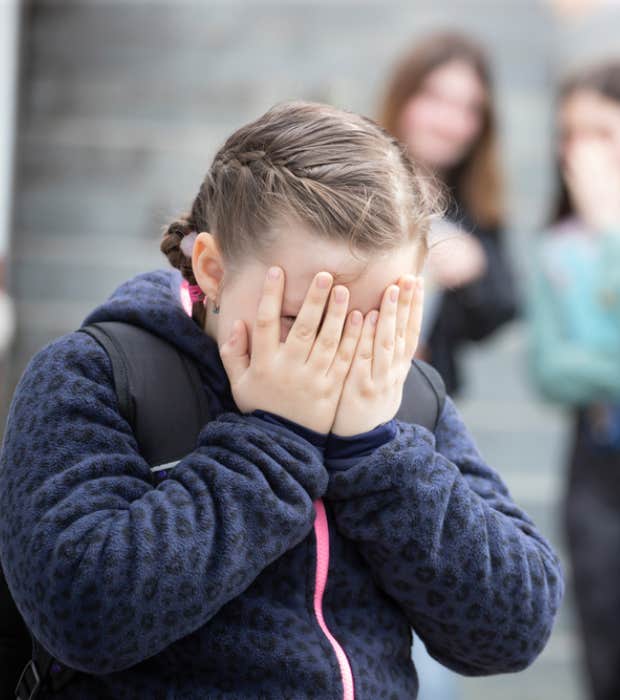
top-left (528, 61), bottom-right (620, 700)
top-left (0, 101), bottom-right (562, 700)
top-left (379, 33), bottom-right (518, 396)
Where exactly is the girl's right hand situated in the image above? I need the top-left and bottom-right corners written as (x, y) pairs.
top-left (426, 220), bottom-right (486, 289)
top-left (219, 266), bottom-right (363, 434)
top-left (564, 138), bottom-right (620, 231)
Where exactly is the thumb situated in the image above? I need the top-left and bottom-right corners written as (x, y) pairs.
top-left (219, 320), bottom-right (249, 382)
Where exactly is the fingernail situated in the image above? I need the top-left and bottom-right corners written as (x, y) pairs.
top-left (228, 322), bottom-right (238, 344)
top-left (268, 267), bottom-right (280, 280)
top-left (369, 310), bottom-right (379, 326)
top-left (317, 273), bottom-right (331, 289)
top-left (350, 310), bottom-right (362, 325)
top-left (334, 287), bottom-right (347, 303)
top-left (403, 276), bottom-right (414, 291)
top-left (389, 287), bottom-right (399, 302)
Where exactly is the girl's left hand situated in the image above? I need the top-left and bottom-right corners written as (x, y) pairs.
top-left (331, 274), bottom-right (424, 437)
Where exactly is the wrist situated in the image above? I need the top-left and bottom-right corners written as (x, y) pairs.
top-left (325, 419), bottom-right (397, 470)
top-left (331, 413), bottom-right (394, 438)
top-left (250, 409), bottom-right (328, 449)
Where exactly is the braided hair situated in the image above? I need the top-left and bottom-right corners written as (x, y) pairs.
top-left (161, 100), bottom-right (442, 327)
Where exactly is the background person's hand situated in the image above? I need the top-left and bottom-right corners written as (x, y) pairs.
top-left (425, 219), bottom-right (487, 289)
top-left (219, 266), bottom-right (363, 434)
top-left (564, 138), bottom-right (620, 231)
top-left (331, 274), bottom-right (424, 437)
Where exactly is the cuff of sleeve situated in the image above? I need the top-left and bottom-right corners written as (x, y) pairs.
top-left (325, 419), bottom-right (398, 471)
top-left (250, 410), bottom-right (328, 450)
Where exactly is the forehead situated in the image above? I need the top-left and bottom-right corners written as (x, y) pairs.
top-left (259, 224), bottom-right (414, 280)
top-left (252, 224), bottom-right (418, 310)
top-left (423, 60), bottom-right (487, 103)
top-left (260, 226), bottom-right (367, 280)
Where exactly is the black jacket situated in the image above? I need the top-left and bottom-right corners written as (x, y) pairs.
top-left (428, 205), bottom-right (519, 394)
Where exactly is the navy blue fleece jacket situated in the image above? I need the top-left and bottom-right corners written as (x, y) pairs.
top-left (0, 269), bottom-right (563, 699)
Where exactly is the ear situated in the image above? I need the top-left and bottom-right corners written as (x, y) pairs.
top-left (192, 232), bottom-right (224, 300)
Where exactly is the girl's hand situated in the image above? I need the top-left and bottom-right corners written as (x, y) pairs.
top-left (564, 138), bottom-right (620, 231)
top-left (331, 274), bottom-right (424, 437)
top-left (219, 267), bottom-right (363, 434)
top-left (426, 229), bottom-right (487, 288)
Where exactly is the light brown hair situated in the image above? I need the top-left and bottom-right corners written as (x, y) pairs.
top-left (161, 100), bottom-right (441, 326)
top-left (378, 32), bottom-right (504, 231)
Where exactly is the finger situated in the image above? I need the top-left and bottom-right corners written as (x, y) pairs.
top-left (308, 284), bottom-right (350, 372)
top-left (405, 277), bottom-right (425, 360)
top-left (219, 320), bottom-right (250, 383)
top-left (394, 275), bottom-right (416, 363)
top-left (252, 267), bottom-right (284, 364)
top-left (373, 284), bottom-right (399, 380)
top-left (348, 309), bottom-right (378, 382)
top-left (327, 308), bottom-right (363, 380)
top-left (284, 272), bottom-right (333, 362)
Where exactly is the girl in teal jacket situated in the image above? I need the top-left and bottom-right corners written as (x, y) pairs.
top-left (528, 61), bottom-right (620, 700)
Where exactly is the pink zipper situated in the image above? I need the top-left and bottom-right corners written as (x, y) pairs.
top-left (313, 498), bottom-right (355, 700)
top-left (181, 282), bottom-right (354, 696)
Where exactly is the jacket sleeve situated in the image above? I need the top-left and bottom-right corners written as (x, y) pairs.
top-left (0, 332), bottom-right (327, 674)
top-left (527, 246), bottom-right (620, 404)
top-left (325, 397), bottom-right (564, 676)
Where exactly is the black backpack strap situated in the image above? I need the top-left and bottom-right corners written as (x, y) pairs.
top-left (396, 359), bottom-right (447, 432)
top-left (1, 565), bottom-right (31, 700)
top-left (15, 322), bottom-right (212, 698)
top-left (14, 640), bottom-right (74, 700)
top-left (79, 322), bottom-right (211, 468)
top-left (14, 644), bottom-right (50, 700)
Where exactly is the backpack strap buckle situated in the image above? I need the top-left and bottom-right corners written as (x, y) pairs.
top-left (14, 659), bottom-right (41, 700)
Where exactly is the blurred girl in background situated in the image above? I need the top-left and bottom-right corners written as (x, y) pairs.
top-left (528, 60), bottom-right (620, 700)
top-left (378, 31), bottom-right (519, 700)
top-left (379, 31), bottom-right (518, 396)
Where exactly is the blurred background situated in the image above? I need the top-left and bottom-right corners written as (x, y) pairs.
top-left (2, 1), bottom-right (620, 698)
